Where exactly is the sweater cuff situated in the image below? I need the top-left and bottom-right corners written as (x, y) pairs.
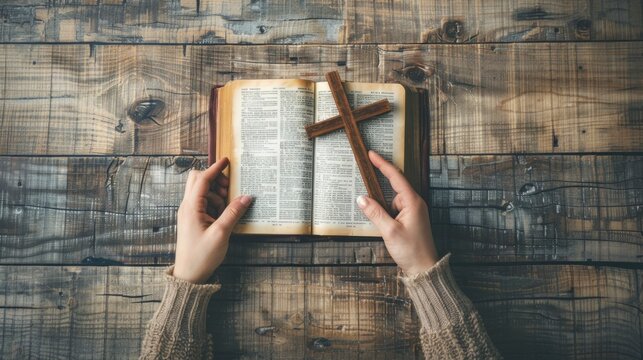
top-left (150, 266), bottom-right (221, 339)
top-left (400, 254), bottom-right (473, 332)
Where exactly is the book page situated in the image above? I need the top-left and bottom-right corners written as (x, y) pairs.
top-left (224, 79), bottom-right (315, 234)
top-left (312, 82), bottom-right (405, 236)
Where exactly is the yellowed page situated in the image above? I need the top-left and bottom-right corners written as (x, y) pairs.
top-left (222, 79), bottom-right (315, 235)
top-left (312, 82), bottom-right (405, 236)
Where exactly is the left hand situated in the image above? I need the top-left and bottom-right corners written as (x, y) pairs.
top-left (173, 158), bottom-right (253, 284)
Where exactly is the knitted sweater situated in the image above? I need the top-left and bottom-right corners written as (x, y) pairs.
top-left (140, 254), bottom-right (501, 359)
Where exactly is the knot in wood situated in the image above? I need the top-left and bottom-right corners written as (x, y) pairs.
top-left (254, 325), bottom-right (276, 336)
top-left (442, 20), bottom-right (463, 41)
top-left (174, 156), bottom-right (195, 169)
top-left (500, 201), bottom-right (514, 213)
top-left (405, 66), bottom-right (427, 83)
top-left (575, 19), bottom-right (591, 32)
top-left (574, 19), bottom-right (591, 40)
top-left (310, 337), bottom-right (331, 350)
top-left (519, 183), bottom-right (537, 196)
top-left (127, 99), bottom-right (165, 125)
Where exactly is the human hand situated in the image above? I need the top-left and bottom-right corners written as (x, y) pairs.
top-left (173, 158), bottom-right (253, 284)
top-left (356, 151), bottom-right (439, 276)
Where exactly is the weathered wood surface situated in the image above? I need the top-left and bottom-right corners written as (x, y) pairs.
top-left (2, 155), bottom-right (641, 265)
top-left (1, 42), bottom-right (641, 155)
top-left (0, 0), bottom-right (641, 44)
top-left (0, 264), bottom-right (639, 359)
top-left (430, 155), bottom-right (643, 263)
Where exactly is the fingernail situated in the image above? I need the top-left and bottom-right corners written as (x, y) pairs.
top-left (240, 195), bottom-right (253, 206)
top-left (356, 195), bottom-right (368, 209)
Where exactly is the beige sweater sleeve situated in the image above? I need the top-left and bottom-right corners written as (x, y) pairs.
top-left (139, 266), bottom-right (220, 360)
top-left (400, 254), bottom-right (502, 360)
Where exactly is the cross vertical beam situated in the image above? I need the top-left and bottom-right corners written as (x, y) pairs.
top-left (324, 71), bottom-right (388, 211)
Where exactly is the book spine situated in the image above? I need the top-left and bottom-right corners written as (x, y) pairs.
top-left (208, 86), bottom-right (223, 166)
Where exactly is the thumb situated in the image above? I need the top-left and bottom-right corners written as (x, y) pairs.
top-left (214, 195), bottom-right (253, 235)
top-left (356, 195), bottom-right (397, 234)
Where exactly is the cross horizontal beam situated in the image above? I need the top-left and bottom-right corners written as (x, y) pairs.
top-left (304, 99), bottom-right (391, 139)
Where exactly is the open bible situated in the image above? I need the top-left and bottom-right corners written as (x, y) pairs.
top-left (210, 79), bottom-right (427, 236)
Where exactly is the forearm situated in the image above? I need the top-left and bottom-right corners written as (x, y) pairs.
top-left (140, 266), bottom-right (220, 360)
top-left (401, 254), bottom-right (502, 360)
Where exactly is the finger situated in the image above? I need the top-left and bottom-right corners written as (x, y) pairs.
top-left (206, 203), bottom-right (223, 219)
top-left (205, 192), bottom-right (226, 214)
top-left (189, 158), bottom-right (230, 203)
top-left (368, 150), bottom-right (415, 195)
top-left (214, 185), bottom-right (228, 197)
top-left (215, 174), bottom-right (229, 187)
top-left (183, 169), bottom-right (200, 198)
top-left (213, 195), bottom-right (254, 235)
top-left (391, 194), bottom-right (404, 212)
top-left (356, 195), bottom-right (398, 235)
top-left (202, 157), bottom-right (230, 183)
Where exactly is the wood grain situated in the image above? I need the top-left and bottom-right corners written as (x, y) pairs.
top-left (430, 155), bottom-right (643, 263)
top-left (1, 155), bottom-right (640, 265)
top-left (0, 44), bottom-right (377, 155)
top-left (1, 264), bottom-right (639, 359)
top-left (0, 0), bottom-right (640, 44)
top-left (454, 264), bottom-right (642, 359)
top-left (2, 2), bottom-right (641, 358)
top-left (1, 43), bottom-right (641, 155)
top-left (381, 42), bottom-right (643, 154)
top-left (324, 70), bottom-right (388, 209)
top-left (0, 155), bottom-right (394, 265)
top-left (305, 99), bottom-right (391, 139)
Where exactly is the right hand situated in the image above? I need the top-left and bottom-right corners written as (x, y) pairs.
top-left (356, 150), bottom-right (439, 276)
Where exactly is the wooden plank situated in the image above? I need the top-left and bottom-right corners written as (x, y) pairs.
top-left (1, 264), bottom-right (639, 359)
top-left (430, 155), bottom-right (643, 263)
top-left (382, 42), bottom-right (643, 154)
top-left (455, 265), bottom-right (642, 359)
top-left (0, 1), bottom-right (641, 44)
top-left (0, 44), bottom-right (377, 155)
top-left (0, 156), bottom-right (394, 265)
top-left (1, 155), bottom-right (641, 264)
top-left (1, 43), bottom-right (641, 155)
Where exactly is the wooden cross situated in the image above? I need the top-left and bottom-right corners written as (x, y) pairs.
top-left (304, 71), bottom-right (392, 211)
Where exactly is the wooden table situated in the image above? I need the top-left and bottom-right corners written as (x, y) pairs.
top-left (0, 1), bottom-right (641, 359)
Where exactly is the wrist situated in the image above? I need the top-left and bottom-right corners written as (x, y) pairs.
top-left (173, 265), bottom-right (209, 284)
top-left (402, 257), bottom-right (437, 277)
